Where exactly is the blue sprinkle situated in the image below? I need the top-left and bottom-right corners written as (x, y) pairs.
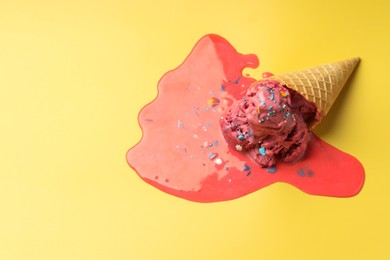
top-left (220, 86), bottom-right (226, 92)
top-left (268, 106), bottom-right (273, 110)
top-left (267, 166), bottom-right (277, 174)
top-left (259, 147), bottom-right (266, 156)
top-left (243, 164), bottom-right (252, 171)
top-left (297, 169), bottom-right (305, 177)
top-left (208, 153), bottom-right (217, 160)
top-left (248, 130), bottom-right (253, 137)
top-left (237, 134), bottom-right (246, 140)
top-left (178, 120), bottom-right (186, 129)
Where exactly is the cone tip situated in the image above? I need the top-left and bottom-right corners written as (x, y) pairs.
top-left (348, 56), bottom-right (361, 65)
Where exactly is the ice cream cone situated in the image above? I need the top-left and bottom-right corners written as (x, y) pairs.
top-left (268, 57), bottom-right (360, 127)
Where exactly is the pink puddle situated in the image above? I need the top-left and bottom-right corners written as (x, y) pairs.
top-left (127, 34), bottom-right (364, 202)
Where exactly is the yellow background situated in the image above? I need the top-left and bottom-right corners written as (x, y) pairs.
top-left (1, 0), bottom-right (389, 259)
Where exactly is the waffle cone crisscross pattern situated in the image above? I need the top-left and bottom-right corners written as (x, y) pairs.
top-left (269, 57), bottom-right (360, 118)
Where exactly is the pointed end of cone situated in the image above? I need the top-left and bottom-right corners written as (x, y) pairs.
top-left (345, 56), bottom-right (361, 69)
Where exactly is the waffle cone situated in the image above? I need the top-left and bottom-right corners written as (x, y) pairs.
top-left (268, 57), bottom-right (360, 127)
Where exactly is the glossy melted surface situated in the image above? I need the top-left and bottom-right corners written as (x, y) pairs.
top-left (127, 34), bottom-right (365, 202)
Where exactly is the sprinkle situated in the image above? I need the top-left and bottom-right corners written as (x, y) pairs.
top-left (208, 97), bottom-right (220, 107)
top-left (177, 120), bottom-right (186, 130)
top-left (193, 106), bottom-right (200, 116)
top-left (243, 164), bottom-right (252, 171)
top-left (203, 141), bottom-right (212, 148)
top-left (257, 107), bottom-right (261, 114)
top-left (297, 169), bottom-right (305, 177)
top-left (260, 118), bottom-right (265, 123)
top-left (267, 166), bottom-right (277, 174)
top-left (267, 111), bottom-right (276, 117)
top-left (280, 91), bottom-right (288, 97)
top-left (208, 153), bottom-right (217, 160)
top-left (214, 158), bottom-right (223, 165)
top-left (246, 171), bottom-right (252, 176)
top-left (220, 86), bottom-right (226, 92)
top-left (269, 90), bottom-right (275, 101)
top-left (259, 147), bottom-right (266, 156)
top-left (268, 106), bottom-right (273, 110)
top-left (248, 130), bottom-right (253, 137)
top-left (237, 134), bottom-right (246, 140)
top-left (235, 144), bottom-right (243, 151)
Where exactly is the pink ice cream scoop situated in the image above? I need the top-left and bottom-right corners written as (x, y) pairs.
top-left (220, 79), bottom-right (317, 167)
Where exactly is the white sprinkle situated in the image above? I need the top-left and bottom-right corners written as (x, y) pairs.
top-left (235, 144), bottom-right (243, 151)
top-left (214, 158), bottom-right (223, 165)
